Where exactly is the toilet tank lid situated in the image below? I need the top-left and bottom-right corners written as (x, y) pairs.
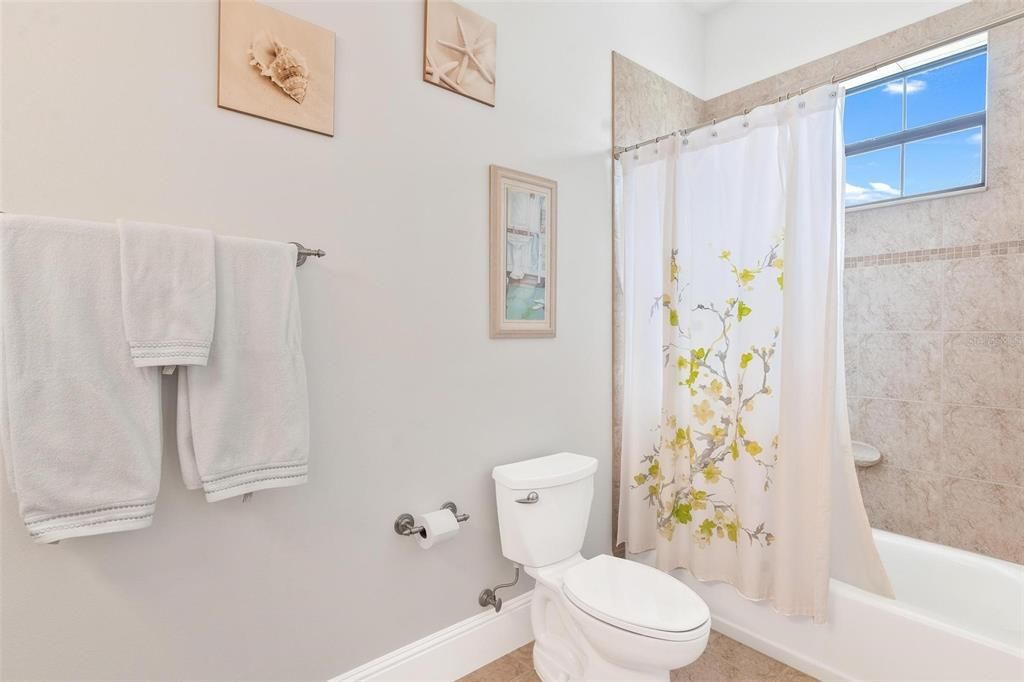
top-left (492, 452), bottom-right (598, 490)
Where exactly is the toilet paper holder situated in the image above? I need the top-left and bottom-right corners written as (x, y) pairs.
top-left (394, 501), bottom-right (470, 537)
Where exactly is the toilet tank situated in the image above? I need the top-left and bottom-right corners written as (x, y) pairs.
top-left (492, 453), bottom-right (598, 568)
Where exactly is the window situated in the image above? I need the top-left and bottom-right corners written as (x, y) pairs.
top-left (843, 34), bottom-right (988, 208)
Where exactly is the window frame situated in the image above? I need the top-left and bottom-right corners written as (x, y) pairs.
top-left (844, 44), bottom-right (988, 209)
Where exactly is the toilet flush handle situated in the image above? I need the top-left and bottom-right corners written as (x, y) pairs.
top-left (516, 491), bottom-right (540, 504)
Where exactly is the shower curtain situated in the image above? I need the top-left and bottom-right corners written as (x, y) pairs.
top-left (615, 85), bottom-right (893, 622)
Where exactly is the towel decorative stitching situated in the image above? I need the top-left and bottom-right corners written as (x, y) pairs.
top-left (28, 514), bottom-right (154, 538)
top-left (130, 340), bottom-right (213, 348)
top-left (131, 350), bottom-right (211, 357)
top-left (25, 502), bottom-right (155, 526)
top-left (204, 472), bottom-right (308, 493)
top-left (202, 462), bottom-right (308, 484)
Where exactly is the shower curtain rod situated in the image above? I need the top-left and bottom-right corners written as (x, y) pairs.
top-left (613, 8), bottom-right (1024, 159)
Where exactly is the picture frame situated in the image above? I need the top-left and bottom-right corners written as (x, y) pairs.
top-left (218, 0), bottom-right (336, 136)
top-left (423, 0), bottom-right (497, 107)
top-left (489, 165), bottom-right (557, 338)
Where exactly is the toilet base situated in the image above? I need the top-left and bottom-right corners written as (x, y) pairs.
top-left (533, 642), bottom-right (669, 682)
top-left (528, 575), bottom-right (694, 682)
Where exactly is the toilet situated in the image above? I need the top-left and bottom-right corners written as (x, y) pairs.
top-left (492, 452), bottom-right (710, 682)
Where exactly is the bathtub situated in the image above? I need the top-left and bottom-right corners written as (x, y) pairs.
top-left (630, 529), bottom-right (1024, 681)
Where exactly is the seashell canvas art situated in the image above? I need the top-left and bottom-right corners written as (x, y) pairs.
top-left (424, 0), bottom-right (496, 107)
top-left (248, 32), bottom-right (309, 104)
top-left (218, 0), bottom-right (335, 136)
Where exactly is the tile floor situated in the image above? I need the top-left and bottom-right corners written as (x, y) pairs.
top-left (458, 631), bottom-right (816, 682)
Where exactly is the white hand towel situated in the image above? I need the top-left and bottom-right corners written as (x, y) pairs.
top-left (118, 219), bottom-right (215, 367)
top-left (1, 215), bottom-right (162, 543)
top-left (177, 236), bottom-right (309, 502)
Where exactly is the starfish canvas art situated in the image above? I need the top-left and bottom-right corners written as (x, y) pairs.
top-left (423, 0), bottom-right (496, 106)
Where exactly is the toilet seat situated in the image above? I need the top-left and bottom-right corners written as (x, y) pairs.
top-left (562, 554), bottom-right (710, 642)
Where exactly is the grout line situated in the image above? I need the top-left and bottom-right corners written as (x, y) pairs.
top-left (857, 461), bottom-right (1024, 491)
top-left (938, 262), bottom-right (948, 456)
top-left (848, 329), bottom-right (1024, 334)
top-left (847, 394), bottom-right (1024, 410)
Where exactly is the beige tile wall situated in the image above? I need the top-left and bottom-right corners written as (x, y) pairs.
top-left (613, 52), bottom-right (704, 149)
top-left (844, 19), bottom-right (1024, 565)
top-left (611, 53), bottom-right (704, 549)
top-left (612, 4), bottom-right (1024, 563)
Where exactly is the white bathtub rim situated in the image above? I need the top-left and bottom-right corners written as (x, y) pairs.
top-left (829, 577), bottom-right (1022, 659)
top-left (869, 528), bottom-right (1024, 655)
top-left (872, 527), bottom-right (1023, 578)
top-left (628, 530), bottom-right (1023, 659)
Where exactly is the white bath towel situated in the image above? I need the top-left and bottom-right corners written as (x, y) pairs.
top-left (0, 215), bottom-right (162, 543)
top-left (177, 236), bottom-right (308, 502)
top-left (118, 219), bottom-right (215, 367)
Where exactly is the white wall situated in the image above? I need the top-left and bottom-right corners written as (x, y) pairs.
top-left (0, 1), bottom-right (704, 679)
top-left (702, 0), bottom-right (966, 98)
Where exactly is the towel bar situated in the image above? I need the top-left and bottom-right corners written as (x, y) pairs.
top-left (290, 242), bottom-right (326, 267)
top-left (0, 212), bottom-right (325, 268)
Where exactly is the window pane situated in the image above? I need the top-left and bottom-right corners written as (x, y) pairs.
top-left (844, 79), bottom-right (904, 145)
top-left (904, 127), bottom-right (983, 197)
top-left (906, 52), bottom-right (987, 129)
top-left (845, 145), bottom-right (902, 206)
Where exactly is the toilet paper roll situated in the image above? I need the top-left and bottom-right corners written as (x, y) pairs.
top-left (414, 508), bottom-right (460, 549)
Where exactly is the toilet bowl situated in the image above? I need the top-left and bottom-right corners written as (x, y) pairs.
top-left (492, 453), bottom-right (710, 682)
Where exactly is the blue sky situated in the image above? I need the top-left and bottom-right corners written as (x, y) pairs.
top-left (844, 51), bottom-right (986, 205)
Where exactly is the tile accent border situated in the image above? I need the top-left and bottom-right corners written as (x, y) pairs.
top-left (846, 239), bottom-right (1024, 269)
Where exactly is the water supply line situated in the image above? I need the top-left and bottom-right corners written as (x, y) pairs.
top-left (479, 563), bottom-right (521, 613)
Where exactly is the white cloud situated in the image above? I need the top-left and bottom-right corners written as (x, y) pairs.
top-left (846, 181), bottom-right (900, 204)
top-left (967, 131), bottom-right (983, 144)
top-left (904, 79), bottom-right (927, 94)
top-left (868, 182), bottom-right (900, 195)
top-left (882, 79), bottom-right (927, 95)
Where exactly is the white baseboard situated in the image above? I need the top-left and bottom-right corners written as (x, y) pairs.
top-left (332, 590), bottom-right (534, 682)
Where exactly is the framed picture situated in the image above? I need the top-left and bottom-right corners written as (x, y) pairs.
top-left (423, 0), bottom-right (496, 107)
top-left (218, 0), bottom-right (335, 136)
top-left (489, 166), bottom-right (557, 338)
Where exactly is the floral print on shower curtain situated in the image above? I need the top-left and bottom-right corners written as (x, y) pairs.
top-left (632, 243), bottom-right (784, 549)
